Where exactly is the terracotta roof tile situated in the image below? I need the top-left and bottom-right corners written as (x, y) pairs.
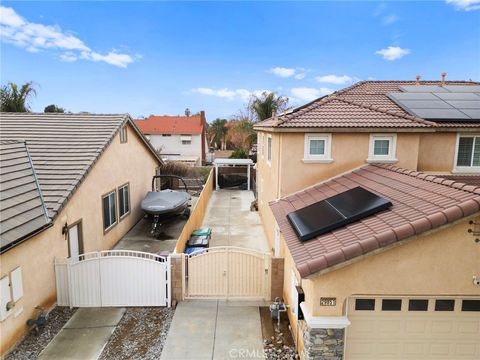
top-left (255, 80), bottom-right (480, 130)
top-left (134, 115), bottom-right (204, 135)
top-left (270, 164), bottom-right (480, 277)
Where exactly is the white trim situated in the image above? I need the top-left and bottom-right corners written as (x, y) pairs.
top-left (303, 133), bottom-right (332, 162)
top-left (368, 134), bottom-right (397, 163)
top-left (267, 134), bottom-right (272, 166)
top-left (300, 302), bottom-right (351, 329)
top-left (453, 133), bottom-right (480, 173)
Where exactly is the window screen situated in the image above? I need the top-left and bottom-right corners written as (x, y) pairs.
top-left (119, 185), bottom-right (130, 218)
top-left (309, 139), bottom-right (325, 155)
top-left (374, 139), bottom-right (390, 155)
top-left (457, 136), bottom-right (480, 167)
top-left (103, 191), bottom-right (117, 230)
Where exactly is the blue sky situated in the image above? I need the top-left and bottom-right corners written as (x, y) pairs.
top-left (1, 1), bottom-right (479, 121)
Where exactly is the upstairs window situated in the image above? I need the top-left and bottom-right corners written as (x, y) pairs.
top-left (368, 134), bottom-right (397, 163)
top-left (303, 134), bottom-right (332, 163)
top-left (120, 126), bottom-right (128, 143)
top-left (181, 135), bottom-right (192, 145)
top-left (102, 190), bottom-right (117, 231)
top-left (162, 134), bottom-right (172, 137)
top-left (456, 135), bottom-right (480, 171)
top-left (118, 184), bottom-right (130, 219)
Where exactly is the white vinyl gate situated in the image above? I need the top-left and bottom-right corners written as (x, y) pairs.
top-left (185, 246), bottom-right (270, 300)
top-left (55, 250), bottom-right (170, 307)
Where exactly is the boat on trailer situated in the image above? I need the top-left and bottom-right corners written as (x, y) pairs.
top-left (141, 175), bottom-right (191, 237)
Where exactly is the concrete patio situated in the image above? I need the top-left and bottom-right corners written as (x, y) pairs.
top-left (202, 190), bottom-right (269, 253)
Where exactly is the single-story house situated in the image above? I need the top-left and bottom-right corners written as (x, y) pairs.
top-left (270, 164), bottom-right (480, 360)
top-left (135, 112), bottom-right (208, 166)
top-left (0, 113), bottom-right (162, 356)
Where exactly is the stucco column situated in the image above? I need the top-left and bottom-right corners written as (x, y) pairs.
top-left (247, 164), bottom-right (251, 191)
top-left (215, 163), bottom-right (219, 190)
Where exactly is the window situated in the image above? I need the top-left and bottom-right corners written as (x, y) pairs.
top-left (368, 134), bottom-right (397, 162)
top-left (118, 184), bottom-right (130, 219)
top-left (455, 135), bottom-right (480, 171)
top-left (162, 134), bottom-right (172, 137)
top-left (267, 135), bottom-right (272, 165)
top-left (181, 134), bottom-right (192, 145)
top-left (435, 299), bottom-right (455, 311)
top-left (102, 191), bottom-right (117, 231)
top-left (461, 299), bottom-right (480, 312)
top-left (304, 134), bottom-right (332, 163)
top-left (120, 126), bottom-right (128, 143)
top-left (408, 299), bottom-right (428, 311)
top-left (382, 299), bottom-right (402, 311)
top-left (355, 298), bottom-right (375, 311)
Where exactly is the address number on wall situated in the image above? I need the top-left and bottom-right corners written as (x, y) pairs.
top-left (320, 297), bottom-right (336, 306)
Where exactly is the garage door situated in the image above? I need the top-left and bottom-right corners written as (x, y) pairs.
top-left (346, 296), bottom-right (480, 360)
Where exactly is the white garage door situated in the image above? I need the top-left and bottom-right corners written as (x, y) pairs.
top-left (346, 296), bottom-right (480, 360)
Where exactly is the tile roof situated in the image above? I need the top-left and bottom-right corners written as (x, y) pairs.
top-left (255, 80), bottom-right (480, 130)
top-left (134, 114), bottom-right (205, 135)
top-left (442, 175), bottom-right (480, 187)
top-left (0, 113), bottom-right (162, 222)
top-left (270, 164), bottom-right (480, 278)
top-left (0, 140), bottom-right (51, 252)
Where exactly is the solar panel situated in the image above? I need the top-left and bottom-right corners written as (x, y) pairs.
top-left (400, 85), bottom-right (448, 93)
top-left (443, 85), bottom-right (480, 93)
top-left (409, 108), bottom-right (470, 120)
top-left (287, 187), bottom-right (392, 242)
top-left (400, 100), bottom-right (451, 109)
top-left (434, 92), bottom-right (480, 101)
top-left (444, 100), bottom-right (480, 109)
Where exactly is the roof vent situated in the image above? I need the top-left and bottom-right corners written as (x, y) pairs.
top-left (441, 72), bottom-right (447, 86)
top-left (415, 75), bottom-right (421, 86)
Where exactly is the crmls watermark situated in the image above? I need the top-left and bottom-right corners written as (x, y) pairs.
top-left (229, 348), bottom-right (266, 358)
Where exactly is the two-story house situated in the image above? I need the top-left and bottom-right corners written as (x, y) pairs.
top-left (134, 112), bottom-right (208, 166)
top-left (254, 79), bottom-right (480, 360)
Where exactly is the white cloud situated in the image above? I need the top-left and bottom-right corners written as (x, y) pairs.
top-left (0, 6), bottom-right (137, 67)
top-left (269, 67), bottom-right (296, 78)
top-left (316, 75), bottom-right (353, 85)
top-left (269, 66), bottom-right (307, 80)
top-left (290, 87), bottom-right (333, 102)
top-left (192, 88), bottom-right (267, 102)
top-left (375, 46), bottom-right (410, 61)
top-left (382, 14), bottom-right (399, 25)
top-left (446, 0), bottom-right (480, 11)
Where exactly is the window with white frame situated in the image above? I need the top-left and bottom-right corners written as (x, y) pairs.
top-left (118, 184), bottom-right (130, 219)
top-left (102, 190), bottom-right (117, 231)
top-left (267, 135), bottom-right (272, 164)
top-left (455, 135), bottom-right (480, 171)
top-left (181, 134), bottom-right (192, 145)
top-left (304, 133), bottom-right (332, 162)
top-left (368, 134), bottom-right (397, 162)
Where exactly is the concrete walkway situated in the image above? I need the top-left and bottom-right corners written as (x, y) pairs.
top-left (202, 190), bottom-right (269, 252)
top-left (161, 300), bottom-right (265, 360)
top-left (38, 308), bottom-right (125, 360)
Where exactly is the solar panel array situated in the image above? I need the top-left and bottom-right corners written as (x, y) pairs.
top-left (287, 187), bottom-right (392, 242)
top-left (387, 85), bottom-right (480, 121)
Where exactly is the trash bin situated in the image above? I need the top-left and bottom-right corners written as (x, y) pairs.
top-left (187, 234), bottom-right (210, 248)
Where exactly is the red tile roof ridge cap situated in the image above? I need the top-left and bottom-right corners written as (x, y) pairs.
top-left (372, 164), bottom-right (480, 194)
top-left (334, 96), bottom-right (437, 127)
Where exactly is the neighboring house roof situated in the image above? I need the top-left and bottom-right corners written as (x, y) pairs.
top-left (270, 164), bottom-right (480, 278)
top-left (0, 113), bottom-right (162, 223)
top-left (134, 114), bottom-right (205, 135)
top-left (254, 80), bottom-right (480, 130)
top-left (0, 140), bottom-right (51, 252)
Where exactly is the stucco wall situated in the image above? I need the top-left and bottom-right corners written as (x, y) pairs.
top-left (0, 123), bottom-right (160, 355)
top-left (417, 132), bottom-right (457, 172)
top-left (300, 216), bottom-right (480, 317)
top-left (148, 133), bottom-right (203, 161)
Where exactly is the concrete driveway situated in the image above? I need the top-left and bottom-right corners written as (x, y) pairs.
top-left (160, 300), bottom-right (266, 360)
top-left (202, 190), bottom-right (269, 253)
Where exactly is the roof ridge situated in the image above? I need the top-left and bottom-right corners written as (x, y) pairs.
top-left (335, 96), bottom-right (437, 127)
top-left (275, 94), bottom-right (338, 126)
top-left (374, 164), bottom-right (480, 194)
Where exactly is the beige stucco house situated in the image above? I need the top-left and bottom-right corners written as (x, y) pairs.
top-left (254, 80), bottom-right (480, 359)
top-left (0, 113), bottom-right (162, 355)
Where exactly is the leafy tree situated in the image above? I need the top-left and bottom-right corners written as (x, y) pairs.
top-left (226, 119), bottom-right (255, 151)
top-left (184, 108), bottom-right (191, 116)
top-left (208, 118), bottom-right (228, 150)
top-left (250, 91), bottom-right (289, 122)
top-left (0, 82), bottom-right (37, 112)
top-left (44, 104), bottom-right (65, 113)
top-left (229, 148), bottom-right (248, 159)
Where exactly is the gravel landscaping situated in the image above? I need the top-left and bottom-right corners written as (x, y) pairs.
top-left (259, 307), bottom-right (298, 360)
top-left (99, 307), bottom-right (175, 360)
top-left (5, 306), bottom-right (77, 360)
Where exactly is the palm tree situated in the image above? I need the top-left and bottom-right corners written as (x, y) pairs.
top-left (1, 82), bottom-right (37, 112)
top-left (250, 91), bottom-right (289, 122)
top-left (208, 118), bottom-right (228, 150)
